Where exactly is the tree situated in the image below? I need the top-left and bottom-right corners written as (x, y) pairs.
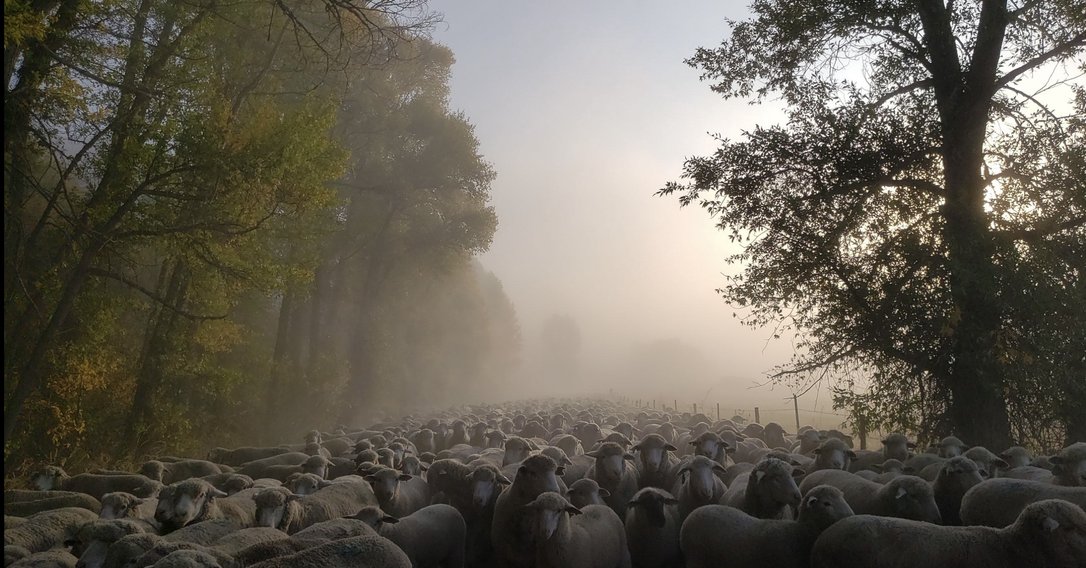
top-left (661, 1), bottom-right (1085, 449)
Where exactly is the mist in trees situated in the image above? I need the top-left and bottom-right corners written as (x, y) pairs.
top-left (3, 0), bottom-right (519, 469)
top-left (661, 0), bottom-right (1085, 449)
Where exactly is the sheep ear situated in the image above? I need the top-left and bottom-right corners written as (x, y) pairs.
top-left (318, 480), bottom-right (333, 488)
top-left (585, 451), bottom-right (600, 459)
top-left (688, 441), bottom-right (698, 446)
top-left (419, 463), bottom-right (429, 471)
top-left (565, 505), bottom-right (583, 516)
top-left (286, 494), bottom-right (302, 502)
top-left (398, 474), bottom-right (412, 481)
top-left (754, 470), bottom-right (766, 483)
top-left (1042, 516), bottom-right (1060, 532)
top-left (712, 464), bottom-right (727, 474)
top-left (364, 475), bottom-right (376, 482)
top-left (382, 515), bottom-right (400, 524)
top-left (791, 468), bottom-right (806, 477)
top-left (872, 464), bottom-right (884, 473)
top-left (895, 486), bottom-right (908, 499)
top-left (208, 488), bottom-right (228, 499)
top-left (846, 451), bottom-right (857, 459)
top-left (993, 458), bottom-right (1009, 470)
top-left (562, 457), bottom-right (572, 466)
top-left (555, 466), bottom-right (566, 476)
top-left (725, 446), bottom-right (737, 454)
top-left (496, 474), bottom-right (512, 485)
top-left (806, 495), bottom-right (819, 507)
top-left (664, 444), bottom-right (678, 452)
top-left (598, 488), bottom-right (611, 497)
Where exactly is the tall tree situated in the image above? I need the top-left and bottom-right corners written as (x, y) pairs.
top-left (662, 1), bottom-right (1085, 449)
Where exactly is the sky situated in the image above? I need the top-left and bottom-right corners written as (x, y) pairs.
top-left (426, 1), bottom-right (839, 420)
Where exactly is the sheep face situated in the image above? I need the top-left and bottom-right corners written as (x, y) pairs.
top-left (253, 488), bottom-right (293, 529)
top-left (75, 520), bottom-right (146, 568)
top-left (798, 485), bottom-right (854, 530)
top-left (485, 431), bottom-right (507, 450)
top-left (376, 449), bottom-right (396, 469)
top-left (936, 456), bottom-right (984, 491)
top-left (936, 436), bottom-right (967, 458)
top-left (634, 435), bottom-right (677, 473)
top-left (525, 492), bottom-right (581, 541)
top-left (540, 448), bottom-right (572, 469)
top-left (514, 455), bottom-right (563, 497)
top-left (690, 433), bottom-right (727, 462)
top-left (567, 479), bottom-right (609, 509)
top-left (365, 469), bottom-right (411, 506)
top-left (140, 461), bottom-right (168, 483)
top-left (1000, 446), bottom-right (1032, 469)
top-left (469, 466), bottom-right (510, 509)
top-left (287, 473), bottom-right (324, 496)
top-left (883, 477), bottom-right (941, 523)
top-left (1051, 442), bottom-right (1086, 487)
top-left (627, 488), bottom-right (678, 528)
top-left (587, 443), bottom-right (634, 483)
top-left (798, 430), bottom-right (822, 454)
top-left (814, 438), bottom-right (857, 471)
top-left (301, 456), bottom-right (330, 478)
top-left (963, 447), bottom-right (1009, 479)
top-left (32, 466), bottom-right (66, 490)
top-left (503, 439), bottom-right (532, 466)
top-left (100, 492), bottom-right (144, 520)
top-left (221, 474), bottom-right (253, 495)
top-left (752, 459), bottom-right (803, 510)
top-left (679, 457), bottom-right (725, 501)
top-left (157, 480), bottom-right (226, 530)
top-left (351, 506), bottom-right (398, 530)
top-left (881, 433), bottom-right (915, 461)
top-left (554, 436), bottom-right (582, 457)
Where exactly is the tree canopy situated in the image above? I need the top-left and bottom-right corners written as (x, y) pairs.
top-left (662, 0), bottom-right (1085, 449)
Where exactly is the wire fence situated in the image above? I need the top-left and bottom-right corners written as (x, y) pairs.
top-left (613, 394), bottom-right (885, 449)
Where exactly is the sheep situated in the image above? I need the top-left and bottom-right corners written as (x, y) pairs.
top-left (519, 492), bottom-right (631, 568)
top-left (808, 438), bottom-right (857, 472)
top-left (140, 460), bottom-right (224, 484)
top-left (363, 468), bottom-right (430, 518)
top-left (902, 453), bottom-right (944, 475)
top-left (320, 437), bottom-right (353, 457)
top-left (251, 479), bottom-right (377, 534)
top-left (810, 499), bottom-right (1086, 568)
top-left (721, 462), bottom-right (755, 486)
top-left (154, 480), bottom-right (258, 532)
top-left (799, 469), bottom-right (941, 523)
top-left (763, 422), bottom-right (791, 449)
top-left (5, 545), bottom-right (31, 566)
top-left (501, 437), bottom-right (535, 467)
top-left (566, 478), bottom-right (610, 509)
top-left (6, 516), bottom-right (28, 529)
top-left (235, 453), bottom-right (310, 479)
top-left (31, 467), bottom-right (161, 500)
top-left (99, 492), bottom-right (158, 527)
top-left (491, 455), bottom-right (564, 568)
top-left (459, 465), bottom-right (508, 567)
top-left (71, 519), bottom-right (155, 568)
top-left (232, 519), bottom-right (376, 566)
top-left (963, 446), bottom-right (1009, 479)
top-left (1051, 442), bottom-right (1086, 486)
top-left (1000, 465), bottom-right (1057, 482)
top-left (584, 442), bottom-right (639, 518)
top-left (999, 446), bottom-right (1033, 469)
top-left (624, 488), bottom-right (681, 568)
top-left (936, 436), bottom-right (968, 458)
top-left (722, 457), bottom-right (803, 520)
top-left (399, 456), bottom-right (426, 477)
top-left (632, 434), bottom-right (680, 490)
top-left (282, 474), bottom-right (326, 497)
top-left (550, 435), bottom-right (584, 457)
top-left (681, 484), bottom-right (854, 568)
top-left (848, 433), bottom-right (915, 473)
top-left (131, 526), bottom-right (287, 567)
top-left (196, 474), bottom-right (253, 497)
top-left (425, 460), bottom-right (473, 511)
top-left (671, 456), bottom-right (727, 523)
top-left (349, 504), bottom-right (466, 568)
top-left (3, 507), bottom-right (97, 553)
top-left (245, 535), bottom-right (411, 568)
top-left (143, 549), bottom-right (221, 568)
top-left (687, 431), bottom-right (731, 466)
top-left (932, 455), bottom-right (984, 525)
top-left (101, 518), bottom-right (247, 568)
top-left (959, 477), bottom-right (1086, 527)
top-left (244, 457), bottom-right (331, 484)
top-left (3, 490), bottom-right (101, 517)
top-left (8, 549), bottom-right (78, 567)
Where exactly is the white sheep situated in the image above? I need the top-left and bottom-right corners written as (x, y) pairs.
top-left (3, 507), bottom-right (98, 553)
top-left (681, 484), bottom-right (854, 568)
top-left (251, 479), bottom-right (377, 534)
top-left (799, 469), bottom-right (941, 523)
top-left (31, 467), bottom-right (161, 500)
top-left (363, 468), bottom-right (430, 518)
top-left (350, 504), bottom-right (466, 568)
top-left (154, 480), bottom-right (259, 532)
top-left (519, 492), bottom-right (631, 568)
top-left (722, 457), bottom-right (803, 520)
top-left (1051, 442), bottom-right (1086, 486)
top-left (71, 519), bottom-right (152, 568)
top-left (632, 434), bottom-right (681, 490)
top-left (491, 455), bottom-right (564, 568)
top-left (245, 535), bottom-right (411, 568)
top-left (584, 442), bottom-right (640, 518)
top-left (671, 456), bottom-right (727, 523)
top-left (932, 456), bottom-right (984, 525)
top-left (4, 490), bottom-right (101, 517)
top-left (959, 477), bottom-right (1086, 527)
top-left (624, 488), bottom-right (681, 568)
top-left (810, 499), bottom-right (1086, 568)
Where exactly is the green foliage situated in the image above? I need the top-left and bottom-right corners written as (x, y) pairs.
top-left (664, 0), bottom-right (1085, 449)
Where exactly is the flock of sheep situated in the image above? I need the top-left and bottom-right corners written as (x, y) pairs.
top-left (4, 397), bottom-right (1085, 568)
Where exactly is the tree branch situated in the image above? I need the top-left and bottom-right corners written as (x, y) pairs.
top-left (87, 268), bottom-right (227, 320)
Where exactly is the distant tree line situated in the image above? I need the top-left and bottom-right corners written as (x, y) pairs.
top-left (3, 0), bottom-right (520, 470)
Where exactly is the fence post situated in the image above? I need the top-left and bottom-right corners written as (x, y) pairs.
top-left (858, 416), bottom-right (868, 450)
top-left (754, 407), bottom-right (760, 424)
top-left (793, 394), bottom-right (801, 432)
top-left (716, 403), bottom-right (720, 421)
top-left (693, 403), bottom-right (697, 414)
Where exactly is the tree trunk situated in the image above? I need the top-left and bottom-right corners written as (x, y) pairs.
top-left (123, 258), bottom-right (189, 447)
top-left (265, 289), bottom-right (296, 443)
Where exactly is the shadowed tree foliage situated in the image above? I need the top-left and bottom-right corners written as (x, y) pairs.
top-left (662, 0), bottom-right (1085, 449)
top-left (3, 0), bottom-right (516, 470)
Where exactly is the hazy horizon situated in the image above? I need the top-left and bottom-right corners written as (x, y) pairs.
top-left (426, 1), bottom-right (835, 417)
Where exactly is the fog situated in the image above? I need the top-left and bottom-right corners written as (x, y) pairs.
top-left (429, 1), bottom-right (827, 417)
